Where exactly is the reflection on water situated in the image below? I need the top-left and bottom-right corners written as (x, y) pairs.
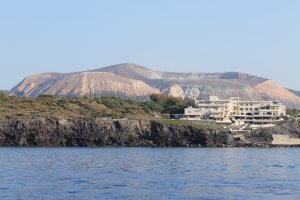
top-left (1, 148), bottom-right (300, 199)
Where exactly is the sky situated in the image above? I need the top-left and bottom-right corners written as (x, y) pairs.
top-left (0, 0), bottom-right (299, 90)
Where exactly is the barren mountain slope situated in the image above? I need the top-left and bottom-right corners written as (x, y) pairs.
top-left (94, 63), bottom-right (266, 85)
top-left (11, 72), bottom-right (160, 98)
top-left (287, 88), bottom-right (300, 97)
top-left (254, 80), bottom-right (300, 108)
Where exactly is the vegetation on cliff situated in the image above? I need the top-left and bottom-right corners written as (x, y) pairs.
top-left (0, 92), bottom-right (194, 121)
top-left (0, 91), bottom-right (226, 147)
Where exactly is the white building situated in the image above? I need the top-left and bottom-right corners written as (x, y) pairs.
top-left (184, 96), bottom-right (286, 128)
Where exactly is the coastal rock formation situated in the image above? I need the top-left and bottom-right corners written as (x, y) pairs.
top-left (10, 63), bottom-right (300, 108)
top-left (0, 118), bottom-right (231, 147)
top-left (248, 120), bottom-right (300, 139)
top-left (1, 117), bottom-right (300, 147)
top-left (225, 120), bottom-right (300, 146)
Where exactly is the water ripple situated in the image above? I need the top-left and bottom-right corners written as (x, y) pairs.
top-left (1, 148), bottom-right (300, 199)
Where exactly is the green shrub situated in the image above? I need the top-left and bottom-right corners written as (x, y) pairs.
top-left (0, 93), bottom-right (195, 120)
top-left (37, 94), bottom-right (55, 99)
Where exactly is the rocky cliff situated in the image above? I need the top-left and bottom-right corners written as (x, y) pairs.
top-left (1, 117), bottom-right (300, 147)
top-left (248, 120), bottom-right (300, 140)
top-left (0, 118), bottom-right (231, 147)
top-left (10, 63), bottom-right (300, 108)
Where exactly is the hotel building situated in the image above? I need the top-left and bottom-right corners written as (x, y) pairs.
top-left (184, 96), bottom-right (286, 128)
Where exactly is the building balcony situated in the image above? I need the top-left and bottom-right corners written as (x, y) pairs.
top-left (197, 104), bottom-right (225, 107)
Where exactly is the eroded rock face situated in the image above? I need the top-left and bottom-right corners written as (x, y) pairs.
top-left (161, 84), bottom-right (185, 98)
top-left (0, 118), bottom-right (231, 147)
top-left (10, 72), bottom-right (160, 99)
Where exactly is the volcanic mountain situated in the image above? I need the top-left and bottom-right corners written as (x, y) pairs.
top-left (10, 63), bottom-right (300, 108)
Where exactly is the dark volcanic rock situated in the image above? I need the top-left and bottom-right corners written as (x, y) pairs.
top-left (150, 122), bottom-right (231, 147)
top-left (0, 118), bottom-right (231, 147)
top-left (2, 117), bottom-right (299, 147)
top-left (248, 120), bottom-right (300, 139)
top-left (239, 120), bottom-right (300, 147)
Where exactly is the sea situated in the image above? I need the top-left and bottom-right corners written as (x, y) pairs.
top-left (0, 148), bottom-right (300, 200)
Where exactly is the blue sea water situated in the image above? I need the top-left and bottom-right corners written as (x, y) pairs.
top-left (0, 148), bottom-right (300, 200)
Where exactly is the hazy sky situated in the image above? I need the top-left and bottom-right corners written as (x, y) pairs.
top-left (0, 0), bottom-right (299, 90)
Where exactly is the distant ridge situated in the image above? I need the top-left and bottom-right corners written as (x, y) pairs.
top-left (93, 63), bottom-right (266, 83)
top-left (287, 89), bottom-right (300, 98)
top-left (10, 63), bottom-right (300, 109)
